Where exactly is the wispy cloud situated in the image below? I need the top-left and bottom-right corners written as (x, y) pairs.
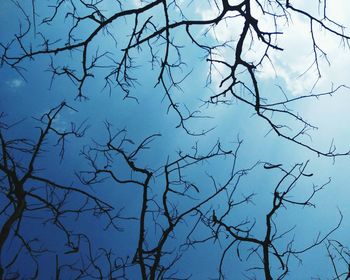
top-left (6, 78), bottom-right (25, 89)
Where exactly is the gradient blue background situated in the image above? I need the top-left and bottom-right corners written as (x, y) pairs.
top-left (1, 0), bottom-right (350, 279)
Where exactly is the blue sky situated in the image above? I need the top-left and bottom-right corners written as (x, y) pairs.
top-left (1, 0), bottom-right (350, 279)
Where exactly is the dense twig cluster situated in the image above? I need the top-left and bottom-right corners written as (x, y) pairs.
top-left (1, 0), bottom-right (349, 279)
top-left (211, 162), bottom-right (341, 279)
top-left (0, 104), bottom-right (127, 279)
top-left (79, 124), bottom-right (250, 278)
top-left (1, 0), bottom-right (350, 153)
top-left (76, 125), bottom-right (341, 279)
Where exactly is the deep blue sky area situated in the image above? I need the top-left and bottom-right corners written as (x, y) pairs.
top-left (1, 1), bottom-right (350, 279)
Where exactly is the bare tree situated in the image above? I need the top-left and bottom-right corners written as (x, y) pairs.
top-left (78, 124), bottom-right (253, 279)
top-left (1, 1), bottom-right (349, 279)
top-left (211, 162), bottom-right (342, 279)
top-left (76, 125), bottom-right (342, 279)
top-left (0, 103), bottom-right (128, 279)
top-left (0, 109), bottom-right (344, 278)
top-left (1, 0), bottom-right (350, 154)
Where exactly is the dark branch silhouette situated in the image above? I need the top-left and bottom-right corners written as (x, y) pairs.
top-left (1, 0), bottom-right (350, 153)
top-left (1, 1), bottom-right (349, 279)
top-left (79, 124), bottom-right (253, 279)
top-left (210, 162), bottom-right (342, 279)
top-left (0, 104), bottom-right (127, 279)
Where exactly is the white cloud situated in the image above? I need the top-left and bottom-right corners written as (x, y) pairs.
top-left (6, 78), bottom-right (24, 89)
top-left (196, 0), bottom-right (350, 96)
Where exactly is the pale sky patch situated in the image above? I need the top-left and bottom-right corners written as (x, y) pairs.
top-left (6, 78), bottom-right (25, 89)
